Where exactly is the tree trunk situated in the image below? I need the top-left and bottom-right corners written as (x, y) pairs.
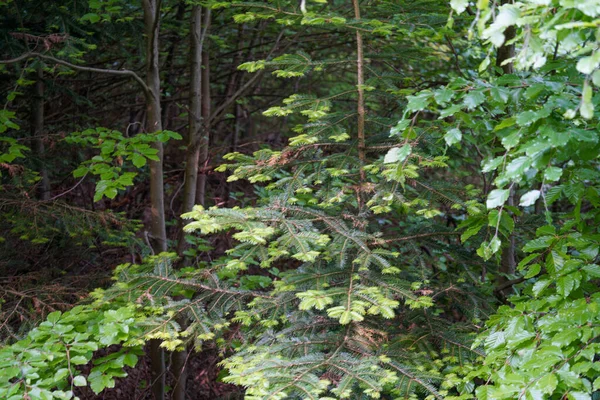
top-left (496, 3), bottom-right (516, 297)
top-left (496, 0), bottom-right (515, 75)
top-left (142, 1), bottom-right (166, 398)
top-left (142, 0), bottom-right (167, 254)
top-left (171, 6), bottom-right (208, 400)
top-left (177, 5), bottom-right (204, 253)
top-left (233, 103), bottom-right (242, 153)
top-left (196, 42), bottom-right (211, 206)
top-left (161, 1), bottom-right (186, 131)
top-left (32, 66), bottom-right (50, 200)
top-left (352, 0), bottom-right (366, 182)
top-left (171, 341), bottom-right (187, 400)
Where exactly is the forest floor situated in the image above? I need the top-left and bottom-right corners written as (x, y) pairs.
top-left (75, 345), bottom-right (241, 400)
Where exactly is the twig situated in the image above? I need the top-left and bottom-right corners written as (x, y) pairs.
top-left (444, 35), bottom-right (467, 78)
top-left (493, 276), bottom-right (525, 294)
top-left (43, 173), bottom-right (88, 202)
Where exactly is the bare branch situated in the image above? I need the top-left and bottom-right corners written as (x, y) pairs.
top-left (0, 52), bottom-right (150, 95)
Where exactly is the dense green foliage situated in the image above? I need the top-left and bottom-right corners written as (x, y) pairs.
top-left (1, 0), bottom-right (600, 399)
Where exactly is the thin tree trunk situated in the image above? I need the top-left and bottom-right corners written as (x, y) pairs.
top-left (233, 103), bottom-right (242, 152)
top-left (171, 342), bottom-right (187, 400)
top-left (171, 6), bottom-right (207, 400)
top-left (352, 0), bottom-right (366, 181)
top-left (33, 66), bottom-right (50, 200)
top-left (161, 1), bottom-right (186, 131)
top-left (142, 0), bottom-right (167, 254)
top-left (225, 27), bottom-right (247, 202)
top-left (498, 187), bottom-right (517, 297)
top-left (496, 0), bottom-right (515, 75)
top-left (496, 0), bottom-right (516, 297)
top-left (196, 42), bottom-right (211, 206)
top-left (142, 1), bottom-right (166, 398)
top-left (178, 4), bottom-right (204, 250)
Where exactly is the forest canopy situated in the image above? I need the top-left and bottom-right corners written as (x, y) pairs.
top-left (1, 0), bottom-right (600, 399)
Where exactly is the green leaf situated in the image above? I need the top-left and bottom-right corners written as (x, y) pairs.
top-left (464, 89), bottom-right (486, 110)
top-left (73, 166), bottom-right (89, 178)
top-left (482, 156), bottom-right (503, 173)
top-left (450, 0), bottom-right (469, 14)
top-left (434, 87), bottom-right (454, 105)
top-left (576, 52), bottom-right (600, 74)
top-left (494, 117), bottom-right (516, 131)
top-left (47, 311), bottom-right (62, 324)
top-left (532, 279), bottom-right (551, 297)
top-left (564, 183), bottom-right (585, 204)
top-left (505, 156), bottom-right (530, 178)
top-left (167, 130), bottom-right (183, 140)
top-left (461, 219), bottom-right (485, 242)
top-left (132, 153), bottom-right (146, 168)
top-left (487, 189), bottom-right (510, 209)
top-left (501, 130), bottom-right (521, 149)
top-left (583, 264), bottom-right (600, 277)
top-left (54, 368), bottom-right (69, 382)
top-left (444, 128), bottom-right (462, 146)
top-left (518, 253), bottom-right (539, 269)
top-left (123, 353), bottom-right (138, 367)
top-left (406, 91), bottom-right (432, 112)
top-left (475, 386), bottom-right (490, 400)
top-left (556, 274), bottom-right (576, 297)
top-left (477, 236), bottom-right (501, 260)
top-left (523, 236), bottom-right (554, 252)
top-left (491, 86), bottom-right (510, 103)
top-left (89, 373), bottom-right (115, 394)
top-left (439, 104), bottom-right (463, 118)
top-left (544, 167), bottom-right (562, 182)
top-left (479, 56), bottom-right (491, 72)
top-left (390, 119), bottom-right (410, 136)
top-left (524, 263), bottom-right (541, 279)
top-left (73, 375), bottom-right (87, 387)
top-left (383, 145), bottom-right (411, 164)
top-left (552, 329), bottom-right (579, 347)
top-left (516, 108), bottom-right (550, 126)
top-left (536, 373), bottom-right (557, 394)
top-left (81, 13), bottom-right (101, 23)
top-left (104, 187), bottom-right (118, 199)
top-left (484, 331), bottom-right (505, 350)
top-left (568, 392), bottom-right (591, 400)
top-left (519, 190), bottom-right (540, 207)
top-left (593, 70), bottom-right (600, 86)
top-left (581, 81), bottom-right (594, 119)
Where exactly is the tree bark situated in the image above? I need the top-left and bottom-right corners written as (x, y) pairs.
top-left (171, 346), bottom-right (187, 400)
top-left (143, 0), bottom-right (167, 254)
top-left (496, 0), bottom-right (515, 75)
top-left (179, 4), bottom-right (204, 224)
top-left (32, 66), bottom-right (50, 201)
top-left (171, 6), bottom-right (208, 400)
top-left (177, 6), bottom-right (210, 254)
top-left (142, 1), bottom-right (166, 399)
top-left (143, 0), bottom-right (167, 253)
top-left (196, 42), bottom-right (211, 206)
top-left (352, 0), bottom-right (366, 181)
top-left (233, 103), bottom-right (242, 153)
top-left (496, 3), bottom-right (516, 297)
top-left (161, 1), bottom-right (186, 131)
